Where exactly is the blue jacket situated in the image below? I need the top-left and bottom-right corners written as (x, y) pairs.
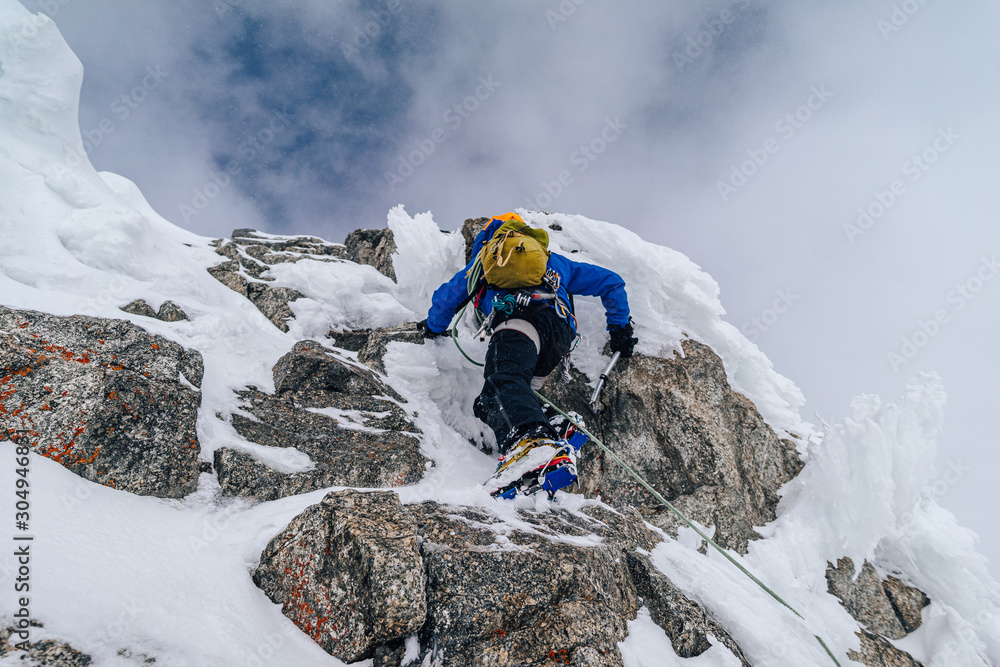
top-left (426, 219), bottom-right (631, 334)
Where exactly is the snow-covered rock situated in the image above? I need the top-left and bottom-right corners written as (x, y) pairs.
top-left (252, 490), bottom-right (426, 663)
top-left (0, 306), bottom-right (202, 498)
top-left (214, 340), bottom-right (427, 501)
top-left (826, 557), bottom-right (929, 641)
top-left (1, 1), bottom-right (1000, 664)
top-left (542, 338), bottom-right (803, 554)
top-left (120, 298), bottom-right (190, 323)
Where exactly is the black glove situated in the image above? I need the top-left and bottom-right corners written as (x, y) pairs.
top-left (608, 322), bottom-right (637, 358)
top-left (417, 319), bottom-right (448, 339)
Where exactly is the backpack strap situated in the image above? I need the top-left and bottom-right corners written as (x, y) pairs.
top-left (456, 277), bottom-right (486, 312)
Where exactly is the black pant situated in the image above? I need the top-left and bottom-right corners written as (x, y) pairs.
top-left (473, 307), bottom-right (573, 452)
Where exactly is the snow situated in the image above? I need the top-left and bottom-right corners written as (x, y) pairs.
top-left (619, 607), bottom-right (743, 667)
top-left (302, 406), bottom-right (395, 433)
top-left (645, 374), bottom-right (1000, 665)
top-left (1, 1), bottom-right (1000, 664)
top-left (0, 451), bottom-right (340, 666)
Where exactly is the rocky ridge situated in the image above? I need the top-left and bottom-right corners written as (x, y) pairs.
top-left (253, 489), bottom-right (753, 667)
top-left (215, 340), bottom-right (428, 501)
top-left (119, 298), bottom-right (189, 323)
top-left (327, 322), bottom-right (425, 375)
top-left (0, 625), bottom-right (93, 666)
top-left (207, 227), bottom-right (397, 331)
top-left (541, 338), bottom-right (803, 554)
top-left (0, 221), bottom-right (936, 666)
top-left (202, 222), bottom-right (933, 665)
top-left (826, 557), bottom-right (930, 666)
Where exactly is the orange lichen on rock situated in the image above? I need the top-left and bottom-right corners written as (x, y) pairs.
top-left (39, 423), bottom-right (89, 466)
top-left (547, 648), bottom-right (571, 664)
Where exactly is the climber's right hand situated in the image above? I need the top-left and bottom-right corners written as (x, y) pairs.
top-left (608, 322), bottom-right (638, 358)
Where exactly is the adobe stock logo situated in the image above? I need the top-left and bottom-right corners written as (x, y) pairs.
top-left (740, 288), bottom-right (800, 343)
top-left (844, 127), bottom-right (959, 244)
top-left (672, 1), bottom-right (750, 71)
top-left (339, 0), bottom-right (408, 57)
top-left (12, 0), bottom-right (72, 42)
top-left (383, 75), bottom-right (502, 192)
top-left (887, 254), bottom-right (999, 371)
top-left (64, 66), bottom-right (170, 169)
top-left (179, 111), bottom-right (292, 224)
top-left (877, 0), bottom-right (932, 40)
top-left (717, 86), bottom-right (833, 202)
top-left (213, 0), bottom-right (243, 18)
top-left (546, 0), bottom-right (587, 31)
top-left (523, 117), bottom-right (627, 211)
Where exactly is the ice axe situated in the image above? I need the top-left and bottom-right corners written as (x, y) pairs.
top-left (588, 351), bottom-right (621, 414)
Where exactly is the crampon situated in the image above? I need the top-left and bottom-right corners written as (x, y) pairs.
top-left (487, 412), bottom-right (588, 500)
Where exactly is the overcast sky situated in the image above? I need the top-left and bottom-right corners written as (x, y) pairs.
top-left (20, 0), bottom-right (1000, 575)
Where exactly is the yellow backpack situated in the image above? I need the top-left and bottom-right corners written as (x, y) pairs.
top-left (479, 216), bottom-right (550, 289)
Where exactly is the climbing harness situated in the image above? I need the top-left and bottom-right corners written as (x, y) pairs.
top-left (463, 254), bottom-right (575, 330)
top-left (492, 290), bottom-right (557, 316)
top-left (446, 303), bottom-right (844, 666)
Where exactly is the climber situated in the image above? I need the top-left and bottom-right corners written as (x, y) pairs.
top-left (417, 212), bottom-right (637, 495)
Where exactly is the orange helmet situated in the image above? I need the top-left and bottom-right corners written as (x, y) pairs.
top-left (492, 212), bottom-right (524, 224)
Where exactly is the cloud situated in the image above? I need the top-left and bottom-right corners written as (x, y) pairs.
top-left (26, 0), bottom-right (794, 239)
top-left (17, 0), bottom-right (1000, 573)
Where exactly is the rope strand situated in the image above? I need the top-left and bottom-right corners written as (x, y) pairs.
top-left (446, 306), bottom-right (842, 666)
top-left (534, 392), bottom-right (842, 667)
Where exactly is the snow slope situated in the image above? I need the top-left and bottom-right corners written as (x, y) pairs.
top-left (1, 2), bottom-right (999, 664)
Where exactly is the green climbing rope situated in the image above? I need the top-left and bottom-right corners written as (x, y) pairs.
top-left (445, 309), bottom-right (842, 665)
top-left (535, 393), bottom-right (842, 667)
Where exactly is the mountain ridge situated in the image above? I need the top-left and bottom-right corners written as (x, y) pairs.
top-left (2, 1), bottom-right (999, 664)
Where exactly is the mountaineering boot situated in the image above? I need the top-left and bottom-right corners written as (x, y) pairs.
top-left (544, 406), bottom-right (589, 447)
top-left (488, 435), bottom-right (585, 500)
top-left (492, 436), bottom-right (553, 477)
